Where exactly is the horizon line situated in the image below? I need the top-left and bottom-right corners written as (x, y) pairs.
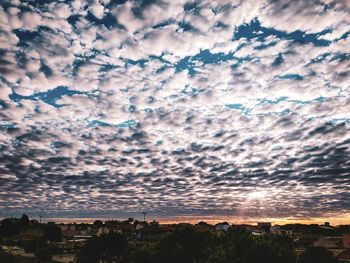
top-left (2, 215), bottom-right (350, 226)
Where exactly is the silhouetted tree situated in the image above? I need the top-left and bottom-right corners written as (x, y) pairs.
top-left (19, 214), bottom-right (30, 226)
top-left (35, 246), bottom-right (53, 263)
top-left (0, 251), bottom-right (16, 263)
top-left (124, 244), bottom-right (155, 263)
top-left (43, 224), bottom-right (62, 242)
top-left (93, 220), bottom-right (103, 228)
top-left (77, 236), bottom-right (104, 263)
top-left (77, 232), bottom-right (128, 263)
top-left (298, 246), bottom-right (338, 263)
top-left (153, 227), bottom-right (214, 263)
top-left (0, 218), bottom-right (20, 238)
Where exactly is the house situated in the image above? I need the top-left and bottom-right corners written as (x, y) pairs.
top-left (252, 230), bottom-right (264, 236)
top-left (270, 225), bottom-right (283, 235)
top-left (343, 235), bottom-right (350, 249)
top-left (319, 223), bottom-right (335, 230)
top-left (314, 237), bottom-right (344, 249)
top-left (135, 223), bottom-right (144, 230)
top-left (116, 224), bottom-right (134, 236)
top-left (59, 224), bottom-right (76, 231)
top-left (294, 235), bottom-right (320, 249)
top-left (336, 249), bottom-right (350, 262)
top-left (215, 222), bottom-right (230, 232)
top-left (62, 229), bottom-right (80, 239)
top-left (20, 227), bottom-right (44, 241)
top-left (257, 222), bottom-right (272, 233)
top-left (97, 226), bottom-right (111, 236)
top-left (134, 225), bottom-right (174, 241)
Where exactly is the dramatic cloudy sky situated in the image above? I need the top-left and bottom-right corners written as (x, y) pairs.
top-left (0, 0), bottom-right (350, 223)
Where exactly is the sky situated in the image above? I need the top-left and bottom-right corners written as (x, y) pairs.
top-left (0, 0), bottom-right (350, 224)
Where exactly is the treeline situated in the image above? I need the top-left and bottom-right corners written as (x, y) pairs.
top-left (0, 214), bottom-right (62, 262)
top-left (76, 226), bottom-right (338, 263)
top-left (0, 214), bottom-right (62, 242)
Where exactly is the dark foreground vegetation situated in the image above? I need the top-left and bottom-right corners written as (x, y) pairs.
top-left (75, 228), bottom-right (339, 263)
top-left (1, 214), bottom-right (348, 263)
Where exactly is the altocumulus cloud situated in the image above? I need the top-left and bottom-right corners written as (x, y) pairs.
top-left (0, 0), bottom-right (350, 221)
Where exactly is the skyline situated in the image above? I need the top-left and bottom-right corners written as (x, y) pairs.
top-left (0, 0), bottom-right (350, 223)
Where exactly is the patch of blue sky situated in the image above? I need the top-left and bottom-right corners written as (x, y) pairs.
top-left (277, 74), bottom-right (304, 80)
top-left (9, 86), bottom-right (82, 108)
top-left (87, 119), bottom-right (138, 129)
top-left (330, 53), bottom-right (350, 63)
top-left (181, 86), bottom-right (201, 96)
top-left (257, 97), bottom-right (288, 105)
top-left (226, 104), bottom-right (290, 116)
top-left (175, 49), bottom-right (235, 75)
top-left (67, 14), bottom-right (81, 28)
top-left (87, 120), bottom-right (112, 127)
top-left (0, 124), bottom-right (18, 132)
top-left (85, 11), bottom-right (124, 30)
top-left (230, 55), bottom-right (254, 69)
top-left (335, 30), bottom-right (350, 41)
top-left (330, 118), bottom-right (350, 125)
top-left (13, 28), bottom-right (42, 47)
top-left (257, 96), bottom-right (326, 106)
top-left (50, 141), bottom-right (69, 149)
top-left (307, 52), bottom-right (331, 65)
top-left (99, 63), bottom-right (119, 73)
top-left (172, 148), bottom-right (186, 154)
top-left (40, 60), bottom-right (53, 77)
top-left (254, 40), bottom-right (279, 50)
top-left (117, 119), bottom-right (138, 128)
top-left (0, 99), bottom-right (8, 109)
top-left (255, 109), bottom-right (291, 117)
top-left (225, 103), bottom-right (251, 115)
top-left (124, 58), bottom-right (148, 68)
top-left (152, 19), bottom-right (176, 29)
top-left (178, 21), bottom-right (198, 33)
top-left (183, 2), bottom-right (200, 12)
top-left (233, 18), bottom-right (331, 47)
top-left (128, 104), bottom-right (136, 113)
top-left (226, 96), bottom-right (327, 116)
top-left (272, 53), bottom-right (284, 66)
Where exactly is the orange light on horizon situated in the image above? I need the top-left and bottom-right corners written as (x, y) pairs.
top-left (14, 212), bottom-right (350, 226)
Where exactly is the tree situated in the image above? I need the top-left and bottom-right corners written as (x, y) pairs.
top-left (298, 246), bottom-right (337, 263)
top-left (19, 214), bottom-right (30, 226)
top-left (93, 220), bottom-right (103, 228)
top-left (246, 236), bottom-right (296, 263)
top-left (77, 236), bottom-right (104, 263)
top-left (0, 218), bottom-right (20, 238)
top-left (153, 227), bottom-right (214, 263)
top-left (43, 224), bottom-right (62, 242)
top-left (35, 246), bottom-right (53, 263)
top-left (0, 251), bottom-right (16, 263)
top-left (77, 232), bottom-right (128, 263)
top-left (101, 232), bottom-right (129, 262)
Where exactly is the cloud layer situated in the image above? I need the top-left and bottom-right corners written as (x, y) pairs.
top-left (0, 0), bottom-right (350, 221)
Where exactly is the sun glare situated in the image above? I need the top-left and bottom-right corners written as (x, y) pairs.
top-left (248, 190), bottom-right (268, 199)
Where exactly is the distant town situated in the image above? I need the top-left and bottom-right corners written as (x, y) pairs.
top-left (1, 214), bottom-right (350, 263)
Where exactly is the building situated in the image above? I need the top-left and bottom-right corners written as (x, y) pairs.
top-left (215, 222), bottom-right (230, 232)
top-left (336, 249), bottom-right (350, 262)
top-left (134, 225), bottom-right (174, 242)
top-left (314, 237), bottom-right (344, 249)
top-left (257, 222), bottom-right (272, 233)
top-left (343, 235), bottom-right (350, 249)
